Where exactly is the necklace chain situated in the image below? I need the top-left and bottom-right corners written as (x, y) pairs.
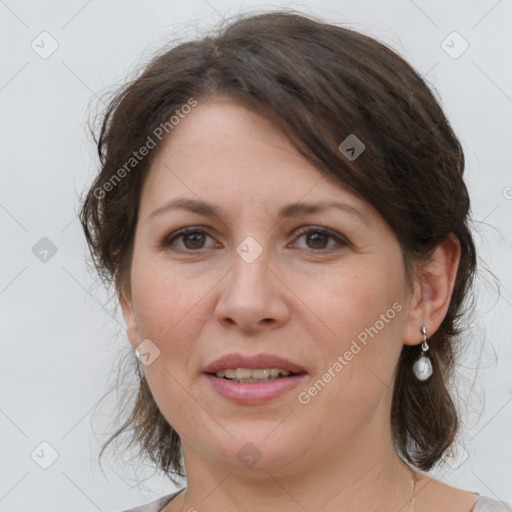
top-left (410, 467), bottom-right (417, 512)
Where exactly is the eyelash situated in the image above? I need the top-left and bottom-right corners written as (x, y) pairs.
top-left (162, 226), bottom-right (349, 254)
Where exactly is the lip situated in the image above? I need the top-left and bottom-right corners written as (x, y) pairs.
top-left (202, 353), bottom-right (307, 374)
top-left (202, 353), bottom-right (308, 405)
top-left (203, 373), bottom-right (308, 404)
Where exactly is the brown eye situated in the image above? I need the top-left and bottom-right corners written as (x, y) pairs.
top-left (305, 231), bottom-right (330, 250)
top-left (291, 227), bottom-right (348, 252)
top-left (182, 232), bottom-right (207, 250)
top-left (163, 228), bottom-right (216, 252)
top-left (162, 226), bottom-right (348, 254)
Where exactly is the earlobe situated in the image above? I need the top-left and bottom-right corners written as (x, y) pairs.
top-left (403, 234), bottom-right (461, 346)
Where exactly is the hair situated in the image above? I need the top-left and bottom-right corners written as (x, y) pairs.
top-left (79, 10), bottom-right (477, 478)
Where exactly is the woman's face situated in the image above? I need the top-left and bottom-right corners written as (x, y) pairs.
top-left (121, 97), bottom-right (421, 475)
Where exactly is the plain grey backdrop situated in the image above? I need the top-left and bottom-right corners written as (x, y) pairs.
top-left (1, 0), bottom-right (511, 511)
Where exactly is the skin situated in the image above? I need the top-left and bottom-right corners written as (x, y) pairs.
top-left (120, 97), bottom-right (478, 512)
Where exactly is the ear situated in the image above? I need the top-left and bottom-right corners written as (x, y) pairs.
top-left (119, 284), bottom-right (139, 350)
top-left (403, 233), bottom-right (461, 345)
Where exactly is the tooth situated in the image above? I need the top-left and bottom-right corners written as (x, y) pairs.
top-left (252, 369), bottom-right (270, 379)
top-left (216, 367), bottom-right (296, 381)
top-left (236, 368), bottom-right (252, 379)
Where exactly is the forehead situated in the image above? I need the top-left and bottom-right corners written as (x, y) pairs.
top-left (139, 97), bottom-right (376, 225)
top-left (150, 97), bottom-right (300, 171)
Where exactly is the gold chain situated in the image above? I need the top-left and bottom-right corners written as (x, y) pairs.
top-left (410, 467), bottom-right (417, 512)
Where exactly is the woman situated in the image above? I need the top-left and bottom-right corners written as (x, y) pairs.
top-left (79, 10), bottom-right (510, 512)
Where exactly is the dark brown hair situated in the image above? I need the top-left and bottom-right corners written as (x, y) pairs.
top-left (79, 10), bottom-right (476, 478)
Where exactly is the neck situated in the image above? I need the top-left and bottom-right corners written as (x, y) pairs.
top-left (177, 434), bottom-right (416, 512)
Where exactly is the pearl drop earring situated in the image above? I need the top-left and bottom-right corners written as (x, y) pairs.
top-left (412, 325), bottom-right (433, 381)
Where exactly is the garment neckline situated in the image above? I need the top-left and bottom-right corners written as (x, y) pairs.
top-left (161, 488), bottom-right (486, 511)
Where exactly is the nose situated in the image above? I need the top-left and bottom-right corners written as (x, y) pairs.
top-left (214, 247), bottom-right (291, 333)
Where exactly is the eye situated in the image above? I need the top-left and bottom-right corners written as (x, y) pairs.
top-left (162, 226), bottom-right (349, 254)
top-left (162, 227), bottom-right (219, 252)
top-left (290, 226), bottom-right (348, 252)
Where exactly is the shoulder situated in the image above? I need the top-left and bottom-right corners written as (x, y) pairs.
top-left (471, 496), bottom-right (512, 512)
top-left (413, 472), bottom-right (510, 512)
top-left (116, 489), bottom-right (184, 512)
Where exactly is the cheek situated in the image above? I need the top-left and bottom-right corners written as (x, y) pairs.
top-left (322, 262), bottom-right (406, 341)
top-left (301, 306), bottom-right (404, 443)
top-left (130, 261), bottom-right (211, 425)
top-left (130, 254), bottom-right (215, 346)
top-left (312, 262), bottom-right (407, 400)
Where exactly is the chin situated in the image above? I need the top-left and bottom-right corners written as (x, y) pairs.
top-left (209, 429), bottom-right (311, 472)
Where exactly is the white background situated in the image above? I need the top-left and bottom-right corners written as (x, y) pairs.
top-left (1, 1), bottom-right (511, 511)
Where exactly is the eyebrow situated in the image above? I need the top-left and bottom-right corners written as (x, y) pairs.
top-left (148, 198), bottom-right (368, 224)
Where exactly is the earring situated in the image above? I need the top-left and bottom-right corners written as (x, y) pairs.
top-left (134, 348), bottom-right (145, 381)
top-left (412, 325), bottom-right (433, 381)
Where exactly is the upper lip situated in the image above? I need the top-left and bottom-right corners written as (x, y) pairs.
top-left (202, 353), bottom-right (307, 374)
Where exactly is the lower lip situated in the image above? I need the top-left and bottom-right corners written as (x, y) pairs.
top-left (203, 373), bottom-right (308, 405)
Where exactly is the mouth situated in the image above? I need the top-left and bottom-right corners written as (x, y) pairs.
top-left (202, 354), bottom-right (308, 404)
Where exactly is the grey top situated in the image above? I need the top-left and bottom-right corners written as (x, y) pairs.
top-left (118, 489), bottom-right (512, 512)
